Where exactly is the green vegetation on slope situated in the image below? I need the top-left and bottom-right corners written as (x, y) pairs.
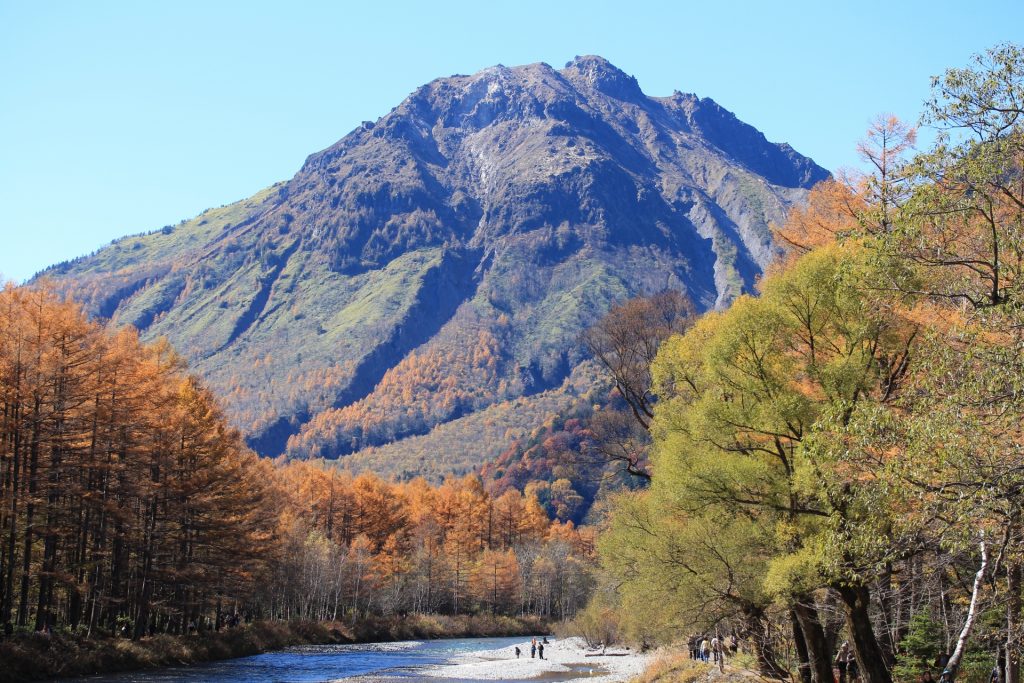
top-left (337, 361), bottom-right (605, 481)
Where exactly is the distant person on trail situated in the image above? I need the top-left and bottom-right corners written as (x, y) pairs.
top-left (836, 642), bottom-right (850, 683)
top-left (688, 634), bottom-right (698, 659)
top-left (700, 636), bottom-right (710, 662)
top-left (711, 635), bottom-right (721, 663)
top-left (543, 636), bottom-right (549, 644)
top-left (538, 642), bottom-right (545, 659)
top-left (515, 646), bottom-right (521, 659)
top-left (531, 638), bottom-right (537, 658)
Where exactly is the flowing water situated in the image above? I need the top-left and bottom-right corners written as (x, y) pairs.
top-left (64, 636), bottom-right (608, 682)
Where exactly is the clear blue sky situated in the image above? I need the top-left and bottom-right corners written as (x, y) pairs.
top-left (2, 1), bottom-right (1021, 283)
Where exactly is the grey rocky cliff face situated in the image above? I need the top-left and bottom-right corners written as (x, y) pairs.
top-left (42, 56), bottom-right (828, 461)
top-left (285, 56), bottom-right (826, 304)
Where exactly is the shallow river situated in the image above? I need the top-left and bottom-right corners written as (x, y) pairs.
top-left (65, 636), bottom-right (605, 682)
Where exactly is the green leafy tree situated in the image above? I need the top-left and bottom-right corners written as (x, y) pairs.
top-left (893, 612), bottom-right (943, 683)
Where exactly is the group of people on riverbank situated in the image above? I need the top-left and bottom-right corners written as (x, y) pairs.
top-left (684, 632), bottom-right (863, 682)
top-left (514, 636), bottom-right (549, 660)
top-left (687, 633), bottom-right (733, 665)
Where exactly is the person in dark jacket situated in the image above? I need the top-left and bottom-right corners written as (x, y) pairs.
top-left (836, 642), bottom-right (850, 683)
top-left (847, 650), bottom-right (859, 682)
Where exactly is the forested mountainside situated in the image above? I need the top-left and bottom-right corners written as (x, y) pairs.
top-left (40, 55), bottom-right (827, 471)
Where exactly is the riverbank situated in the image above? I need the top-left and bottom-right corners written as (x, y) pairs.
top-left (421, 636), bottom-right (651, 682)
top-left (0, 614), bottom-right (548, 683)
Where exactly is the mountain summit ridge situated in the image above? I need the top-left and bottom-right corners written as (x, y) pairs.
top-left (42, 56), bottom-right (828, 472)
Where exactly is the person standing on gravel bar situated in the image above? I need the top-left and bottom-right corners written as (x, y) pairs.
top-left (531, 638), bottom-right (537, 658)
top-left (515, 646), bottom-right (521, 659)
top-left (538, 642), bottom-right (545, 659)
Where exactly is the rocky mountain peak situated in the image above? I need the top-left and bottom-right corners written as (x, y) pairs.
top-left (561, 55), bottom-right (644, 101)
top-left (40, 58), bottom-right (829, 470)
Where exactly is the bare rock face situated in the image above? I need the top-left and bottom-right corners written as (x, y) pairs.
top-left (42, 56), bottom-right (828, 464)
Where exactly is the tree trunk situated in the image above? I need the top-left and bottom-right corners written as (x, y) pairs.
top-left (793, 599), bottom-right (834, 683)
top-left (17, 400), bottom-right (40, 627)
top-left (36, 440), bottom-right (64, 632)
top-left (2, 390), bottom-right (21, 626)
top-left (744, 605), bottom-right (788, 679)
top-left (792, 610), bottom-right (813, 683)
top-left (1008, 562), bottom-right (1021, 683)
top-left (877, 563), bottom-right (897, 667)
top-left (945, 538), bottom-right (988, 682)
top-left (835, 583), bottom-right (892, 683)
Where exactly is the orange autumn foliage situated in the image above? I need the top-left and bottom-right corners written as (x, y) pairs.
top-left (771, 178), bottom-right (865, 266)
top-left (269, 464), bottom-right (595, 619)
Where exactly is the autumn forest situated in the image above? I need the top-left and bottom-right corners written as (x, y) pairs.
top-left (0, 286), bottom-right (595, 638)
top-left (3, 40), bottom-right (1024, 683)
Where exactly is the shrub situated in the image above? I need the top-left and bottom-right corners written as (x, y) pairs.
top-left (893, 611), bottom-right (943, 683)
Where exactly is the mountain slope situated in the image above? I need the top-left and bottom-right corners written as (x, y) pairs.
top-left (41, 56), bottom-right (828, 469)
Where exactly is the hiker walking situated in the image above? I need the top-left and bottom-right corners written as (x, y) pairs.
top-left (712, 634), bottom-right (724, 671)
top-left (700, 636), bottom-right (710, 662)
top-left (846, 648), bottom-right (859, 683)
top-left (836, 642), bottom-right (850, 683)
top-left (531, 638), bottom-right (537, 658)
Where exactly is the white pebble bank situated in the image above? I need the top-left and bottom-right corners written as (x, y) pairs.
top-left (421, 636), bottom-right (651, 682)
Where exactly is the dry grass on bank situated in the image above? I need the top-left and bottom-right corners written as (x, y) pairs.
top-left (630, 651), bottom-right (780, 683)
top-left (631, 653), bottom-right (714, 683)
